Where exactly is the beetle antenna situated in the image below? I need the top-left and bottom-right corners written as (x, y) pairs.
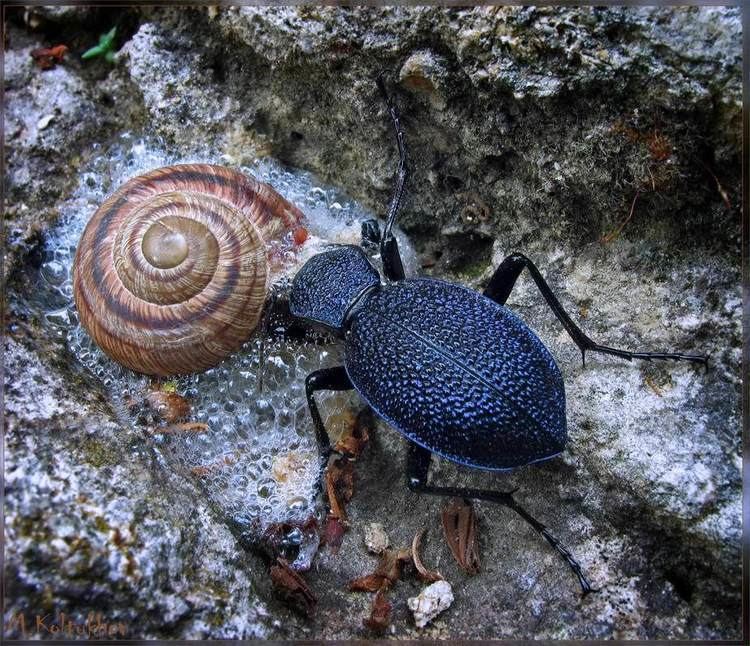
top-left (376, 76), bottom-right (408, 245)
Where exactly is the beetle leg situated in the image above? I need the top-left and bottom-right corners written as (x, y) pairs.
top-left (377, 76), bottom-right (408, 282)
top-left (484, 252), bottom-right (707, 368)
top-left (305, 366), bottom-right (354, 470)
top-left (406, 443), bottom-right (597, 596)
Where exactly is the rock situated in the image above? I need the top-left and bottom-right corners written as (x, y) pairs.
top-left (399, 50), bottom-right (449, 109)
top-left (363, 523), bottom-right (390, 555)
top-left (3, 4), bottom-right (740, 641)
top-left (3, 337), bottom-right (273, 639)
top-left (407, 580), bottom-right (454, 628)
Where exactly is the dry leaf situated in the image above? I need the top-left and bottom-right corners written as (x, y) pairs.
top-left (364, 589), bottom-right (392, 634)
top-left (334, 407), bottom-right (372, 457)
top-left (146, 390), bottom-right (191, 422)
top-left (322, 515), bottom-right (346, 554)
top-left (441, 498), bottom-right (480, 574)
top-left (270, 557), bottom-right (317, 617)
top-left (374, 547), bottom-right (412, 582)
top-left (325, 457), bottom-right (354, 520)
top-left (349, 573), bottom-right (390, 593)
top-left (349, 548), bottom-right (412, 591)
top-left (31, 44), bottom-right (68, 69)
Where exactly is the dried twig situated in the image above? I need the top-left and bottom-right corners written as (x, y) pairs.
top-left (412, 529), bottom-right (443, 582)
top-left (601, 190), bottom-right (640, 244)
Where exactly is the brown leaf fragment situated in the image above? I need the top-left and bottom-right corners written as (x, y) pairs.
top-left (146, 390), bottom-right (191, 423)
top-left (260, 518), bottom-right (319, 566)
top-left (334, 407), bottom-right (372, 457)
top-left (441, 498), bottom-right (480, 574)
top-left (349, 547), bottom-right (413, 592)
top-left (154, 422), bottom-right (208, 435)
top-left (270, 557), bottom-right (317, 617)
top-left (31, 44), bottom-right (68, 69)
top-left (325, 457), bottom-right (355, 520)
top-left (412, 529), bottom-right (443, 582)
top-left (334, 434), bottom-right (363, 458)
top-left (364, 589), bottom-right (392, 634)
top-left (349, 573), bottom-right (390, 593)
top-left (375, 548), bottom-right (412, 582)
top-left (322, 515), bottom-right (346, 554)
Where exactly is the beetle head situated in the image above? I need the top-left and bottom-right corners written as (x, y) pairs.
top-left (290, 245), bottom-right (381, 332)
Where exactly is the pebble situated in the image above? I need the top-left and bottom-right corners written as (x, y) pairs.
top-left (37, 114), bottom-right (55, 130)
top-left (407, 580), bottom-right (454, 628)
top-left (363, 522), bottom-right (389, 554)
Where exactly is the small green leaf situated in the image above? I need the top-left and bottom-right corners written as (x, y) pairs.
top-left (81, 44), bottom-right (103, 60)
top-left (100, 26), bottom-right (117, 48)
top-left (82, 26), bottom-right (118, 62)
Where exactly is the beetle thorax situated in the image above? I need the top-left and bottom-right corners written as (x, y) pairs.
top-left (289, 245), bottom-right (381, 332)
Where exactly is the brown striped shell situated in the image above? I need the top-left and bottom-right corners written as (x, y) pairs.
top-left (73, 164), bottom-right (304, 376)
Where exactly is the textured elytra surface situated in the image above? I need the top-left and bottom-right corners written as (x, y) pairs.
top-left (290, 245), bottom-right (380, 331)
top-left (345, 279), bottom-right (566, 469)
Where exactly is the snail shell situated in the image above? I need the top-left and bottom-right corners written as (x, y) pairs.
top-left (73, 164), bottom-right (304, 376)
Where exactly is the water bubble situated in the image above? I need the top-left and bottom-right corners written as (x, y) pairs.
top-left (287, 496), bottom-right (308, 512)
top-left (25, 137), bottom-right (418, 539)
top-left (41, 260), bottom-right (67, 285)
top-left (45, 307), bottom-right (72, 328)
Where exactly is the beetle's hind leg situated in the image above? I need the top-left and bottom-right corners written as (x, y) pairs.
top-left (484, 252), bottom-right (707, 368)
top-left (406, 444), bottom-right (597, 596)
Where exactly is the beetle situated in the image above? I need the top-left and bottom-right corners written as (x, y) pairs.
top-left (288, 79), bottom-right (706, 594)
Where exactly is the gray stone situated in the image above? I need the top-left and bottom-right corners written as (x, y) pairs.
top-left (3, 5), bottom-right (740, 640)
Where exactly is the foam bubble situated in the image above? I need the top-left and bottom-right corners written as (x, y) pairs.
top-left (29, 133), bottom-right (416, 548)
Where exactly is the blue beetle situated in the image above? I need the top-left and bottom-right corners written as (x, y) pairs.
top-left (289, 80), bottom-right (706, 594)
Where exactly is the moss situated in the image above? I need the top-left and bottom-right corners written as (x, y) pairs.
top-left (81, 438), bottom-right (119, 468)
top-left (93, 515), bottom-right (110, 533)
top-left (455, 257), bottom-right (490, 281)
top-left (16, 513), bottom-right (52, 542)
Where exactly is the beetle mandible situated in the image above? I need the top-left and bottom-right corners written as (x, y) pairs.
top-left (288, 79), bottom-right (706, 594)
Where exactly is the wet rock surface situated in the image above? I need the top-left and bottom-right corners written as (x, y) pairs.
top-left (3, 6), bottom-right (740, 640)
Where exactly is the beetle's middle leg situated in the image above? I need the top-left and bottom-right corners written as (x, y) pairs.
top-left (406, 443), bottom-right (597, 596)
top-left (483, 252), bottom-right (707, 367)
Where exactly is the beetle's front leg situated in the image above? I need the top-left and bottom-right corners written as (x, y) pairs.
top-left (484, 252), bottom-right (707, 368)
top-left (406, 443), bottom-right (597, 596)
top-left (304, 366), bottom-right (354, 480)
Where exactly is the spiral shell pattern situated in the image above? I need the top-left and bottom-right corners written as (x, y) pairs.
top-left (73, 164), bottom-right (303, 376)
